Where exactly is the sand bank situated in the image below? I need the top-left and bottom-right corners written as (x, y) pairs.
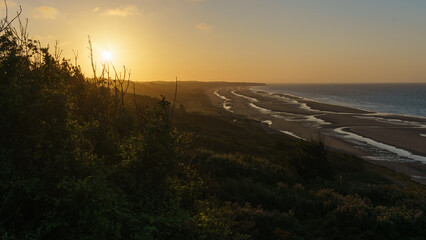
top-left (209, 87), bottom-right (426, 184)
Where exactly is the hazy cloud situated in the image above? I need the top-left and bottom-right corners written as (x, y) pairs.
top-left (33, 6), bottom-right (58, 19)
top-left (32, 34), bottom-right (54, 41)
top-left (92, 7), bottom-right (99, 12)
top-left (102, 5), bottom-right (139, 17)
top-left (0, 1), bottom-right (17, 9)
top-left (196, 23), bottom-right (213, 31)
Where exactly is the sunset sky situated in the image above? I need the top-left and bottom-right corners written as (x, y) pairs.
top-left (3, 0), bottom-right (426, 83)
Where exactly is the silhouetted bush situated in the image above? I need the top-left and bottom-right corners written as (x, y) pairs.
top-left (289, 138), bottom-right (335, 180)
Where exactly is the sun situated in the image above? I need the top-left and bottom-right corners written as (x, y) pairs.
top-left (102, 50), bottom-right (112, 61)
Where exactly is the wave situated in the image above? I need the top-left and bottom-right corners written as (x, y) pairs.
top-left (355, 115), bottom-right (426, 129)
top-left (248, 102), bottom-right (330, 128)
top-left (253, 89), bottom-right (357, 115)
top-left (248, 103), bottom-right (272, 114)
top-left (279, 130), bottom-right (305, 140)
top-left (261, 120), bottom-right (272, 126)
top-left (252, 84), bottom-right (426, 118)
top-left (254, 87), bottom-right (426, 132)
top-left (213, 90), bottom-right (233, 113)
top-left (231, 90), bottom-right (258, 102)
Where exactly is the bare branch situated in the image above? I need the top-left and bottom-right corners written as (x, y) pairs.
top-left (0, 1), bottom-right (22, 33)
top-left (72, 49), bottom-right (79, 66)
top-left (54, 40), bottom-right (63, 60)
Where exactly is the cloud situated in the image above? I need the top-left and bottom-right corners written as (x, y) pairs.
top-left (196, 23), bottom-right (213, 31)
top-left (33, 6), bottom-right (57, 19)
top-left (0, 1), bottom-right (17, 9)
top-left (92, 7), bottom-right (99, 12)
top-left (102, 5), bottom-right (139, 17)
top-left (32, 34), bottom-right (54, 41)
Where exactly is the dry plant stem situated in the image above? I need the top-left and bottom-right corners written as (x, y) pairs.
top-left (72, 50), bottom-right (79, 67)
top-left (121, 68), bottom-right (131, 111)
top-left (85, 36), bottom-right (131, 118)
top-left (110, 63), bottom-right (131, 114)
top-left (100, 62), bottom-right (106, 86)
top-left (0, 0), bottom-right (22, 33)
top-left (13, 17), bottom-right (28, 55)
top-left (87, 36), bottom-right (97, 82)
top-left (1, 1), bottom-right (43, 70)
top-left (54, 40), bottom-right (63, 60)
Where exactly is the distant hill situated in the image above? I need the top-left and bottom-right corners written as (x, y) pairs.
top-left (132, 81), bottom-right (264, 113)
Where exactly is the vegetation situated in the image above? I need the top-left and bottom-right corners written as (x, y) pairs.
top-left (1, 4), bottom-right (426, 239)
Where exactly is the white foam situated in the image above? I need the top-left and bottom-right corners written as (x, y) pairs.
top-left (412, 176), bottom-right (426, 179)
top-left (305, 115), bottom-right (331, 126)
top-left (249, 102), bottom-right (325, 123)
top-left (271, 113), bottom-right (330, 128)
top-left (279, 130), bottom-right (306, 140)
top-left (335, 127), bottom-right (426, 163)
top-left (246, 101), bottom-right (330, 129)
top-left (366, 156), bottom-right (386, 161)
top-left (261, 120), bottom-right (272, 126)
top-left (267, 92), bottom-right (320, 112)
top-left (256, 91), bottom-right (316, 112)
top-left (213, 90), bottom-right (233, 113)
top-left (231, 90), bottom-right (258, 102)
top-left (270, 94), bottom-right (299, 104)
top-left (356, 115), bottom-right (426, 129)
top-left (248, 103), bottom-right (272, 114)
top-left (252, 89), bottom-right (368, 115)
top-left (365, 112), bottom-right (426, 121)
top-left (271, 113), bottom-right (307, 121)
top-left (299, 103), bottom-right (312, 111)
top-left (248, 90), bottom-right (346, 131)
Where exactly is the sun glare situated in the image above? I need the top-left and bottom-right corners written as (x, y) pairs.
top-left (102, 51), bottom-right (112, 61)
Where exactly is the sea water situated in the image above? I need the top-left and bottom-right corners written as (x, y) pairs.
top-left (254, 83), bottom-right (426, 118)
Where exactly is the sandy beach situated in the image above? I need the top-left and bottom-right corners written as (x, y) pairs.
top-left (208, 87), bottom-right (426, 184)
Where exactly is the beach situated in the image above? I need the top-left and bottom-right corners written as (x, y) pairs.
top-left (209, 87), bottom-right (426, 184)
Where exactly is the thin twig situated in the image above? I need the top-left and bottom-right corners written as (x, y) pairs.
top-left (0, 1), bottom-right (22, 33)
top-left (72, 49), bottom-right (79, 66)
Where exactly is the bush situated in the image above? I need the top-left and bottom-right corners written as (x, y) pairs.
top-left (289, 138), bottom-right (334, 180)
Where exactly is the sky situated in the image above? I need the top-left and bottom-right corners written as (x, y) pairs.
top-left (2, 0), bottom-right (426, 83)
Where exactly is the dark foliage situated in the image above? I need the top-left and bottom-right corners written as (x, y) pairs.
top-left (0, 12), bottom-right (201, 239)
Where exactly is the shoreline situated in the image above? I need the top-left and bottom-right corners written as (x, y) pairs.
top-left (250, 84), bottom-right (426, 119)
top-left (208, 86), bottom-right (426, 184)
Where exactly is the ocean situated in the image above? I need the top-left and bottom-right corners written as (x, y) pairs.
top-left (253, 83), bottom-right (426, 118)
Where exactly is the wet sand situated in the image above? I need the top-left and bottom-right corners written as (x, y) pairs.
top-left (208, 87), bottom-right (426, 184)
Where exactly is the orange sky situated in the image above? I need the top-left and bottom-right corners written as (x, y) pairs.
top-left (3, 0), bottom-right (426, 83)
